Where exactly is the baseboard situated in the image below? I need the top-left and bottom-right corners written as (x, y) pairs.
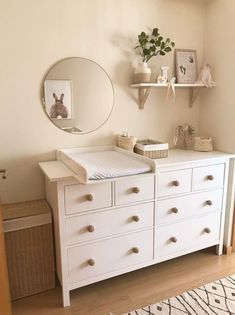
top-left (223, 245), bottom-right (233, 255)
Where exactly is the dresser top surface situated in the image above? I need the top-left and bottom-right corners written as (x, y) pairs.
top-left (39, 150), bottom-right (234, 182)
top-left (156, 149), bottom-right (234, 168)
top-left (39, 161), bottom-right (75, 182)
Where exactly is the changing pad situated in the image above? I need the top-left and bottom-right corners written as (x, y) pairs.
top-left (67, 150), bottom-right (152, 180)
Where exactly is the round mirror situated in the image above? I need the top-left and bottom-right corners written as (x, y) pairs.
top-left (42, 57), bottom-right (114, 134)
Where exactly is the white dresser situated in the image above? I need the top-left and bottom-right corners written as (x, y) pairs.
top-left (39, 149), bottom-right (234, 307)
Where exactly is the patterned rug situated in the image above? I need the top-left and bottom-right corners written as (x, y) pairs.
top-left (120, 275), bottom-right (235, 314)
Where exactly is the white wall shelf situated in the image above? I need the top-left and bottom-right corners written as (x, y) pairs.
top-left (130, 83), bottom-right (216, 109)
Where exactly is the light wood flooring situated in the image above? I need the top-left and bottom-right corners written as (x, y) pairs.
top-left (12, 248), bottom-right (235, 315)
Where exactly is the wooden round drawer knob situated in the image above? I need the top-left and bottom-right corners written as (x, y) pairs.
top-left (132, 247), bottom-right (140, 254)
top-left (133, 187), bottom-right (140, 194)
top-left (170, 237), bottom-right (178, 243)
top-left (88, 259), bottom-right (95, 266)
top-left (204, 228), bottom-right (211, 234)
top-left (87, 225), bottom-right (95, 232)
top-left (171, 207), bottom-right (179, 214)
top-left (132, 215), bottom-right (140, 222)
top-left (172, 180), bottom-right (180, 187)
top-left (206, 200), bottom-right (213, 206)
top-left (87, 194), bottom-right (93, 201)
top-left (207, 175), bottom-right (214, 181)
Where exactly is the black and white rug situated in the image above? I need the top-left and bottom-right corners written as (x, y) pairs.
top-left (121, 275), bottom-right (235, 314)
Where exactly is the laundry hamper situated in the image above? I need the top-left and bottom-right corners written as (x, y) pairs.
top-left (2, 200), bottom-right (55, 300)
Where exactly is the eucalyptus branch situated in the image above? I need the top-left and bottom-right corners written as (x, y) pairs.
top-left (135, 28), bottom-right (175, 63)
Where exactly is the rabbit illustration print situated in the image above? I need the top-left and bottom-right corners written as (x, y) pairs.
top-left (44, 80), bottom-right (73, 119)
top-left (50, 93), bottom-right (68, 118)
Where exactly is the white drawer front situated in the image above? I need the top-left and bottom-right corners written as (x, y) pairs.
top-left (115, 175), bottom-right (155, 206)
top-left (66, 202), bottom-right (154, 245)
top-left (193, 164), bottom-right (225, 191)
top-left (156, 189), bottom-right (223, 224)
top-left (155, 213), bottom-right (221, 259)
top-left (65, 182), bottom-right (112, 215)
top-left (157, 169), bottom-right (192, 198)
top-left (68, 229), bottom-right (153, 283)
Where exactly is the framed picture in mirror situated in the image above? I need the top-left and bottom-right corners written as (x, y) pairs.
top-left (44, 80), bottom-right (73, 119)
top-left (175, 49), bottom-right (198, 84)
top-left (42, 57), bottom-right (114, 134)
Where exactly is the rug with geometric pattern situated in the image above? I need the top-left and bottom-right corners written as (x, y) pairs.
top-left (121, 275), bottom-right (235, 314)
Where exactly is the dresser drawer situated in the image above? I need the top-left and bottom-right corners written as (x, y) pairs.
top-left (157, 169), bottom-right (192, 198)
top-left (68, 229), bottom-right (153, 283)
top-left (114, 175), bottom-right (155, 206)
top-left (64, 182), bottom-right (112, 215)
top-left (66, 202), bottom-right (154, 245)
top-left (156, 189), bottom-right (223, 225)
top-left (155, 213), bottom-right (221, 259)
top-left (193, 164), bottom-right (225, 191)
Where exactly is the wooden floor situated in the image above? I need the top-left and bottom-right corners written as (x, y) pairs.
top-left (12, 248), bottom-right (235, 315)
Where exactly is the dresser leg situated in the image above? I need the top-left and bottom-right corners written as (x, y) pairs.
top-left (62, 288), bottom-right (70, 307)
top-left (216, 244), bottom-right (223, 256)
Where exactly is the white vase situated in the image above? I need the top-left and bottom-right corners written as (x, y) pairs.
top-left (134, 62), bottom-right (151, 83)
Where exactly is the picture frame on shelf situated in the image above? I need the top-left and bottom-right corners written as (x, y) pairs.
top-left (175, 49), bottom-right (198, 84)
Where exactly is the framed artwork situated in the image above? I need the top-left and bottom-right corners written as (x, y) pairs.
top-left (44, 80), bottom-right (73, 119)
top-left (175, 49), bottom-right (198, 84)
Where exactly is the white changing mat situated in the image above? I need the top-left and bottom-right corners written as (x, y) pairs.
top-left (68, 150), bottom-right (152, 180)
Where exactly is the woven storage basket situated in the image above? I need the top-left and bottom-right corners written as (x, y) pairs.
top-left (117, 135), bottom-right (137, 151)
top-left (134, 139), bottom-right (169, 159)
top-left (193, 137), bottom-right (213, 152)
top-left (2, 200), bottom-right (55, 300)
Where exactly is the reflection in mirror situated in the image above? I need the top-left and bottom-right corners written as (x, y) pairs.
top-left (42, 57), bottom-right (114, 134)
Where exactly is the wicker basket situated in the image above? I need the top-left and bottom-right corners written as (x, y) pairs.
top-left (2, 200), bottom-right (55, 300)
top-left (134, 139), bottom-right (169, 159)
top-left (193, 137), bottom-right (213, 152)
top-left (117, 135), bottom-right (137, 151)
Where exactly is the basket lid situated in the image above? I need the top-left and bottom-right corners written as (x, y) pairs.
top-left (2, 200), bottom-right (51, 221)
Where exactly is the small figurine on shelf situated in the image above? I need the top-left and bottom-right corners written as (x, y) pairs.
top-left (174, 123), bottom-right (195, 150)
top-left (196, 64), bottom-right (214, 87)
top-left (157, 66), bottom-right (169, 84)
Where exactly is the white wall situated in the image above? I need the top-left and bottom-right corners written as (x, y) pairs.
top-left (0, 0), bottom-right (206, 203)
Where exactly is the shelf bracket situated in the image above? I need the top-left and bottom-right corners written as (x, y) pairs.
top-left (138, 87), bottom-right (151, 110)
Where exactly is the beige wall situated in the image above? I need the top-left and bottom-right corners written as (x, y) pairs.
top-left (0, 0), bottom-right (206, 203)
top-left (200, 0), bottom-right (235, 153)
top-left (199, 0), bottom-right (235, 247)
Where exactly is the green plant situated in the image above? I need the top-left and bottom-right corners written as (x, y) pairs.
top-left (135, 27), bottom-right (175, 62)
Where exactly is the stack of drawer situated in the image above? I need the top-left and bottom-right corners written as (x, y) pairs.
top-left (41, 149), bottom-right (233, 307)
top-left (63, 174), bottom-right (155, 285)
top-left (155, 163), bottom-right (225, 261)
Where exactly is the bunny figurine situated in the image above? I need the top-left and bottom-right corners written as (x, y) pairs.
top-left (197, 64), bottom-right (214, 87)
top-left (50, 93), bottom-right (68, 119)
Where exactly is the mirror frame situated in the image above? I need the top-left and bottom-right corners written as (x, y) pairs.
top-left (41, 57), bottom-right (115, 134)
